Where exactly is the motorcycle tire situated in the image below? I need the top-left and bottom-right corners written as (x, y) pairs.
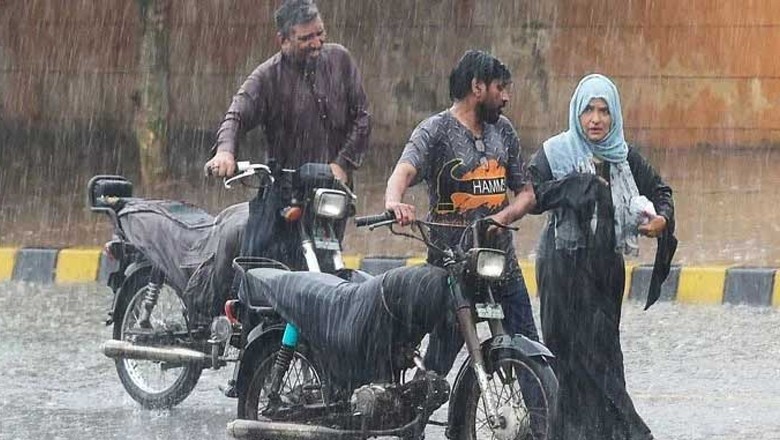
top-left (112, 268), bottom-right (203, 409)
top-left (237, 340), bottom-right (325, 420)
top-left (451, 347), bottom-right (558, 440)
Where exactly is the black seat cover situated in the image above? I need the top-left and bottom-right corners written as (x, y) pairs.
top-left (241, 265), bottom-right (452, 388)
top-left (118, 200), bottom-right (248, 291)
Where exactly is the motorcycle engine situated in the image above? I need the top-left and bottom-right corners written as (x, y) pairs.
top-left (349, 374), bottom-right (451, 430)
top-left (350, 383), bottom-right (401, 422)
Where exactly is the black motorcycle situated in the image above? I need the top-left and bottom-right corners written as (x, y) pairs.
top-left (228, 212), bottom-right (558, 440)
top-left (88, 160), bottom-right (356, 409)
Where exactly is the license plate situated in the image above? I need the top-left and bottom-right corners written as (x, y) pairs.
top-left (312, 222), bottom-right (341, 250)
top-left (475, 303), bottom-right (504, 320)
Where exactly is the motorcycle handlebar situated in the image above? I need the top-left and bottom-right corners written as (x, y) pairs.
top-left (354, 211), bottom-right (395, 227)
top-left (222, 162), bottom-right (274, 189)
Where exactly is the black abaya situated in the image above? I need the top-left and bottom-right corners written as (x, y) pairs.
top-left (529, 147), bottom-right (675, 440)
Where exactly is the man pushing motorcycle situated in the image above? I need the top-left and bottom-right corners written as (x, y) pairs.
top-left (384, 50), bottom-right (539, 374)
top-left (205, 0), bottom-right (371, 266)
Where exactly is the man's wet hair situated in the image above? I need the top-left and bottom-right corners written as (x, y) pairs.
top-left (274, 0), bottom-right (320, 38)
top-left (449, 50), bottom-right (512, 101)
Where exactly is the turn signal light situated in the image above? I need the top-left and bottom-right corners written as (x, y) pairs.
top-left (281, 206), bottom-right (302, 222)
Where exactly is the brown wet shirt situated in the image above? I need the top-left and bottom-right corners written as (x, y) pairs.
top-left (213, 44), bottom-right (371, 171)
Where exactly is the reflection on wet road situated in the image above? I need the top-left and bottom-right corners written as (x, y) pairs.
top-left (1, 282), bottom-right (779, 440)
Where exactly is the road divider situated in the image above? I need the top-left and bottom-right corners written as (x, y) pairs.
top-left (1, 248), bottom-right (778, 307)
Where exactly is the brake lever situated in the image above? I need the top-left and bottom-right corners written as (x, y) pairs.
top-left (367, 219), bottom-right (397, 231)
top-left (337, 179), bottom-right (358, 201)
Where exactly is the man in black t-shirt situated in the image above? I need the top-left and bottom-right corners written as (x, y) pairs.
top-left (384, 50), bottom-right (538, 374)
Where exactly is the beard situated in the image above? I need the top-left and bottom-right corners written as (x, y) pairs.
top-left (477, 101), bottom-right (502, 124)
top-left (288, 47), bottom-right (321, 70)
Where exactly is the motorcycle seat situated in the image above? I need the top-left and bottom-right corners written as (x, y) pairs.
top-left (240, 265), bottom-right (451, 387)
top-left (118, 201), bottom-right (249, 291)
top-left (120, 200), bottom-right (215, 230)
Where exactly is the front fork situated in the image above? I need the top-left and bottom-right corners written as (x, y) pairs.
top-left (449, 275), bottom-right (506, 431)
top-left (267, 221), bottom-right (344, 402)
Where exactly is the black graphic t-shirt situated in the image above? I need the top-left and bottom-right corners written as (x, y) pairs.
top-left (399, 110), bottom-right (527, 278)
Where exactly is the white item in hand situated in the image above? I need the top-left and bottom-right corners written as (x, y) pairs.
top-left (629, 196), bottom-right (656, 226)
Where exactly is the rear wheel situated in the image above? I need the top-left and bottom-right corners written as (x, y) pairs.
top-left (454, 350), bottom-right (557, 440)
top-left (112, 269), bottom-right (202, 409)
top-left (237, 342), bottom-right (325, 420)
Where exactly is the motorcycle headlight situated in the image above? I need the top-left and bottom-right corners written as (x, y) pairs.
top-left (313, 189), bottom-right (348, 219)
top-left (472, 249), bottom-right (506, 280)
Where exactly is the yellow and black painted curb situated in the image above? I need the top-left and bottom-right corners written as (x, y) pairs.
top-left (2, 247), bottom-right (778, 307)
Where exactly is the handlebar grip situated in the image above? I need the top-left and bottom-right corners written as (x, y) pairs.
top-left (354, 211), bottom-right (395, 227)
top-left (235, 161), bottom-right (251, 173)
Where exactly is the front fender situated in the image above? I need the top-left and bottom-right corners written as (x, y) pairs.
top-left (491, 334), bottom-right (555, 359)
top-left (446, 334), bottom-right (555, 437)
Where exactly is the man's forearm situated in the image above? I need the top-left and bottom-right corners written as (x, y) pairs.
top-left (385, 172), bottom-right (408, 204)
top-left (213, 113), bottom-right (241, 156)
top-left (496, 183), bottom-right (536, 224)
top-left (212, 68), bottom-right (264, 157)
top-left (335, 107), bottom-right (371, 171)
top-left (385, 162), bottom-right (416, 204)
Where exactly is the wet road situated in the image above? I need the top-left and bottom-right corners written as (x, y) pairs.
top-left (1, 282), bottom-right (779, 440)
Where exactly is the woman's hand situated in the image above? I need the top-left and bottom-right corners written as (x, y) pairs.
top-left (638, 215), bottom-right (667, 238)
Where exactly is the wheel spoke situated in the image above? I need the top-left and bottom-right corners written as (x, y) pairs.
top-left (253, 351), bottom-right (323, 417)
top-left (121, 284), bottom-right (191, 394)
top-left (466, 357), bottom-right (552, 439)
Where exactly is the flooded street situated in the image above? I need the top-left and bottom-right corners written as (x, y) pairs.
top-left (1, 282), bottom-right (779, 440)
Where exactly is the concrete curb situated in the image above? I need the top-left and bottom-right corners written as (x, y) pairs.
top-left (1, 247), bottom-right (778, 307)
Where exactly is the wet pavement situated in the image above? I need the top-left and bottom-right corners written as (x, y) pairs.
top-left (1, 282), bottom-right (779, 440)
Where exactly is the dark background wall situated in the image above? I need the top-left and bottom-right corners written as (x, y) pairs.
top-left (1, 0), bottom-right (779, 265)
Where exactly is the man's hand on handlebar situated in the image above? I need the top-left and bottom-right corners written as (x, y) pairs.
top-left (329, 163), bottom-right (348, 183)
top-left (485, 212), bottom-right (517, 237)
top-left (385, 201), bottom-right (416, 226)
top-left (204, 151), bottom-right (236, 178)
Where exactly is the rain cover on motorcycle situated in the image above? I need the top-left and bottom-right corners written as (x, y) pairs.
top-left (118, 200), bottom-right (249, 321)
top-left (240, 264), bottom-right (452, 388)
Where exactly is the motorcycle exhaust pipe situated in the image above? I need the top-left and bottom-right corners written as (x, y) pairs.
top-left (227, 419), bottom-right (358, 439)
top-left (101, 340), bottom-right (207, 364)
top-left (226, 417), bottom-right (422, 440)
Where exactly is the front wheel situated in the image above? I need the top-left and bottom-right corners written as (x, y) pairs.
top-left (112, 269), bottom-right (203, 409)
top-left (453, 349), bottom-right (557, 440)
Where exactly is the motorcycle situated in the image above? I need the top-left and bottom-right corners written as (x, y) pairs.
top-left (227, 211), bottom-right (558, 440)
top-left (88, 160), bottom-right (357, 409)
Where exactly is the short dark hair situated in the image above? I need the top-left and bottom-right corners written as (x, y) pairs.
top-left (274, 0), bottom-right (320, 37)
top-left (448, 50), bottom-right (512, 101)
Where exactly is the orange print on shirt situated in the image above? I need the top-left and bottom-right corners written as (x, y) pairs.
top-left (435, 159), bottom-right (508, 214)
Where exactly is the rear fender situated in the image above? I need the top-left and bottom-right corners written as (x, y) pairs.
top-left (235, 323), bottom-right (286, 393)
top-left (105, 262), bottom-right (152, 326)
top-left (446, 334), bottom-right (555, 437)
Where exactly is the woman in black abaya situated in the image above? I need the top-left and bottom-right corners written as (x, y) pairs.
top-left (529, 74), bottom-right (677, 440)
